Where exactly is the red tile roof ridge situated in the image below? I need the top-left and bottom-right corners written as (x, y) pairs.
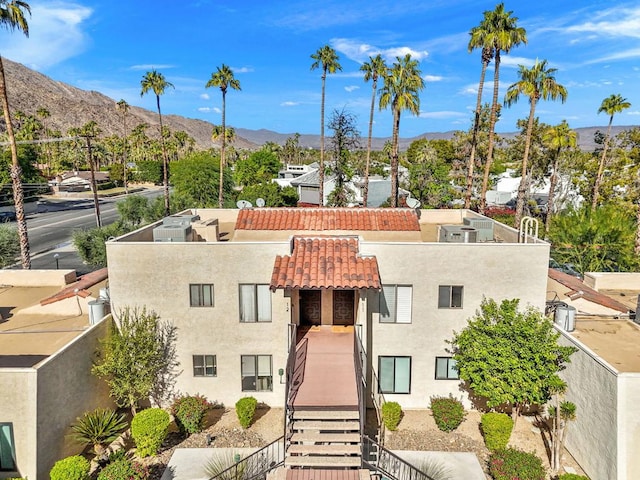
top-left (548, 268), bottom-right (629, 314)
top-left (40, 268), bottom-right (108, 306)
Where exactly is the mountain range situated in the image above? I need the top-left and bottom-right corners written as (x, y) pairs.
top-left (2, 58), bottom-right (634, 152)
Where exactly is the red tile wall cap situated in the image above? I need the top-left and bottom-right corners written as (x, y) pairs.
top-left (40, 268), bottom-right (108, 306)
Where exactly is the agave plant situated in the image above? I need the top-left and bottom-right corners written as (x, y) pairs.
top-left (205, 451), bottom-right (246, 480)
top-left (71, 408), bottom-right (128, 455)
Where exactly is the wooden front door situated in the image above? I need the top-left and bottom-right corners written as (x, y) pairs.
top-left (300, 290), bottom-right (321, 325)
top-left (333, 290), bottom-right (355, 325)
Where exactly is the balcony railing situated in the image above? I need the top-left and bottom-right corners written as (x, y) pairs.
top-left (362, 435), bottom-right (436, 480)
top-left (208, 436), bottom-right (285, 480)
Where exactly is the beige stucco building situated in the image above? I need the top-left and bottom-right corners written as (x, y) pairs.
top-left (106, 208), bottom-right (549, 413)
top-left (0, 269), bottom-right (113, 480)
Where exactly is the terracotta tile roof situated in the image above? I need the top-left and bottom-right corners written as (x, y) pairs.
top-left (40, 268), bottom-right (108, 306)
top-left (270, 237), bottom-right (380, 290)
top-left (548, 268), bottom-right (630, 314)
top-left (237, 208), bottom-right (420, 231)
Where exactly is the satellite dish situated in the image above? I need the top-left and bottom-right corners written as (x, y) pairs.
top-left (256, 198), bottom-right (265, 207)
top-left (406, 197), bottom-right (421, 209)
top-left (236, 200), bottom-right (253, 209)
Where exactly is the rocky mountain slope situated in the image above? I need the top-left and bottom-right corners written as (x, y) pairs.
top-left (2, 58), bottom-right (634, 152)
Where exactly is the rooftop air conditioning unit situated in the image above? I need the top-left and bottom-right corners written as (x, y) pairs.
top-left (463, 217), bottom-right (494, 241)
top-left (162, 214), bottom-right (200, 227)
top-left (554, 304), bottom-right (576, 332)
top-left (439, 225), bottom-right (478, 243)
top-left (153, 224), bottom-right (192, 242)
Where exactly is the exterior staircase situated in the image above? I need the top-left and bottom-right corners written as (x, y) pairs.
top-left (286, 409), bottom-right (362, 468)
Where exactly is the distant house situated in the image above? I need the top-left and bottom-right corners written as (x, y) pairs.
top-left (0, 269), bottom-right (113, 479)
top-left (54, 171), bottom-right (111, 193)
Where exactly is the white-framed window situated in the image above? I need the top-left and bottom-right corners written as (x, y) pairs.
top-left (438, 285), bottom-right (463, 308)
top-left (190, 284), bottom-right (214, 307)
top-left (0, 423), bottom-right (16, 472)
top-left (193, 354), bottom-right (216, 377)
top-left (435, 357), bottom-right (459, 380)
top-left (239, 284), bottom-right (272, 322)
top-left (379, 285), bottom-right (412, 323)
top-left (241, 355), bottom-right (272, 391)
top-left (378, 356), bottom-right (411, 394)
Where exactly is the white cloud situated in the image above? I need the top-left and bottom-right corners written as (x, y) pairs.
top-left (281, 101), bottom-right (300, 107)
top-left (213, 107), bottom-right (221, 114)
top-left (563, 6), bottom-right (640, 39)
top-left (200, 93), bottom-right (210, 100)
top-left (232, 66), bottom-right (254, 73)
top-left (419, 111), bottom-right (467, 119)
top-left (501, 56), bottom-right (537, 68)
top-left (423, 75), bottom-right (443, 82)
top-left (130, 64), bottom-right (176, 71)
top-left (331, 38), bottom-right (428, 63)
top-left (345, 85), bottom-right (359, 92)
top-left (586, 48), bottom-right (640, 64)
top-left (1, 2), bottom-right (92, 69)
top-left (198, 107), bottom-right (212, 113)
top-left (627, 111), bottom-right (640, 116)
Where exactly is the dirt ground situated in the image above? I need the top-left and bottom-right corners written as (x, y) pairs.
top-left (139, 406), bottom-right (586, 480)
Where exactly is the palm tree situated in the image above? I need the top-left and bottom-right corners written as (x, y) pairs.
top-left (464, 12), bottom-right (495, 208)
top-left (379, 54), bottom-right (425, 207)
top-left (206, 64), bottom-right (241, 208)
top-left (593, 94), bottom-right (631, 210)
top-left (116, 99), bottom-right (130, 194)
top-left (140, 70), bottom-right (174, 216)
top-left (360, 54), bottom-right (386, 207)
top-left (36, 107), bottom-right (52, 175)
top-left (479, 3), bottom-right (527, 214)
top-left (505, 59), bottom-right (568, 227)
top-left (542, 120), bottom-right (576, 236)
top-left (0, 1), bottom-right (31, 269)
top-left (311, 45), bottom-right (342, 206)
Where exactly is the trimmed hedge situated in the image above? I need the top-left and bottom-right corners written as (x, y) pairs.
top-left (430, 395), bottom-right (465, 432)
top-left (172, 394), bottom-right (212, 435)
top-left (97, 457), bottom-right (149, 480)
top-left (235, 397), bottom-right (258, 429)
top-left (489, 448), bottom-right (545, 480)
top-left (558, 475), bottom-right (589, 480)
top-left (50, 455), bottom-right (90, 480)
top-left (481, 412), bottom-right (514, 451)
top-left (381, 401), bottom-right (402, 431)
top-left (131, 408), bottom-right (170, 457)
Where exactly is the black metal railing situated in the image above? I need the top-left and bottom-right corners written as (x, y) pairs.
top-left (353, 326), bottom-right (366, 438)
top-left (284, 323), bottom-right (297, 441)
top-left (208, 436), bottom-right (285, 480)
top-left (362, 435), bottom-right (436, 480)
top-left (355, 327), bottom-right (386, 443)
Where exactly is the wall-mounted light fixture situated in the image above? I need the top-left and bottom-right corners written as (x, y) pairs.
top-left (278, 368), bottom-right (284, 384)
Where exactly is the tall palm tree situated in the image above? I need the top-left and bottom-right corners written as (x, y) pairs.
top-left (140, 70), bottom-right (174, 216)
top-left (360, 54), bottom-right (386, 207)
top-left (311, 45), bottom-right (342, 206)
top-left (542, 120), bottom-right (576, 236)
top-left (464, 13), bottom-right (495, 208)
top-left (0, 1), bottom-right (31, 268)
top-left (36, 107), bottom-right (52, 175)
top-left (206, 64), bottom-right (241, 208)
top-left (592, 94), bottom-right (631, 210)
top-left (505, 59), bottom-right (568, 227)
top-left (116, 99), bottom-right (130, 194)
top-left (379, 54), bottom-right (425, 207)
top-left (479, 3), bottom-right (527, 214)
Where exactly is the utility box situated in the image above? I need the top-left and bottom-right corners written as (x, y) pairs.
top-left (153, 224), bottom-right (192, 242)
top-left (463, 217), bottom-right (494, 241)
top-left (439, 225), bottom-right (478, 243)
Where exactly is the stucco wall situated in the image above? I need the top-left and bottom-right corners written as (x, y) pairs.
top-left (584, 272), bottom-right (640, 291)
top-left (0, 269), bottom-right (76, 287)
top-left (558, 331), bottom-right (618, 480)
top-left (0, 369), bottom-right (36, 479)
top-left (35, 318), bottom-right (113, 479)
top-left (618, 373), bottom-right (640, 480)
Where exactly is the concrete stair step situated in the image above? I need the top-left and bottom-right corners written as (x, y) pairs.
top-left (285, 456), bottom-right (362, 468)
top-left (292, 410), bottom-right (360, 421)
top-left (287, 444), bottom-right (361, 455)
top-left (292, 420), bottom-right (360, 431)
top-left (290, 432), bottom-right (361, 443)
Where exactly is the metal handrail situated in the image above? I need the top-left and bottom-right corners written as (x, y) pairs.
top-left (284, 323), bottom-right (297, 442)
top-left (362, 435), bottom-right (436, 480)
top-left (208, 435), bottom-right (285, 480)
top-left (354, 327), bottom-right (386, 443)
top-left (353, 328), bottom-right (365, 438)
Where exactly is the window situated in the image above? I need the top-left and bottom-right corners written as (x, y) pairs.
top-left (435, 357), bottom-right (459, 380)
top-left (438, 285), bottom-right (463, 308)
top-left (379, 285), bottom-right (412, 323)
top-left (241, 355), bottom-right (272, 391)
top-left (378, 356), bottom-right (411, 394)
top-left (0, 423), bottom-right (15, 472)
top-left (190, 284), bottom-right (214, 307)
top-left (193, 355), bottom-right (216, 377)
top-left (239, 285), bottom-right (272, 322)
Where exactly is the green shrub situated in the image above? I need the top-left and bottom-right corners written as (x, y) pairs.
top-left (489, 448), bottom-right (545, 480)
top-left (172, 394), bottom-right (212, 435)
top-left (131, 408), bottom-right (170, 457)
top-left (558, 475), bottom-right (589, 480)
top-left (49, 455), bottom-right (90, 480)
top-left (430, 395), bottom-right (466, 432)
top-left (481, 412), bottom-right (514, 451)
top-left (381, 401), bottom-right (402, 431)
top-left (71, 408), bottom-right (128, 454)
top-left (235, 397), bottom-right (258, 429)
top-left (97, 457), bottom-right (149, 480)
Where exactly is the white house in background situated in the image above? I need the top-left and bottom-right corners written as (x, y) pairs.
top-left (53, 170), bottom-right (111, 193)
top-left (547, 269), bottom-right (640, 480)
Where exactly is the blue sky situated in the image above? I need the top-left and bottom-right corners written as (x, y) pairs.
top-left (2, 1), bottom-right (640, 138)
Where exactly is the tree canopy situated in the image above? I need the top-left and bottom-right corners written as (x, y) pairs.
top-left (450, 298), bottom-right (575, 419)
